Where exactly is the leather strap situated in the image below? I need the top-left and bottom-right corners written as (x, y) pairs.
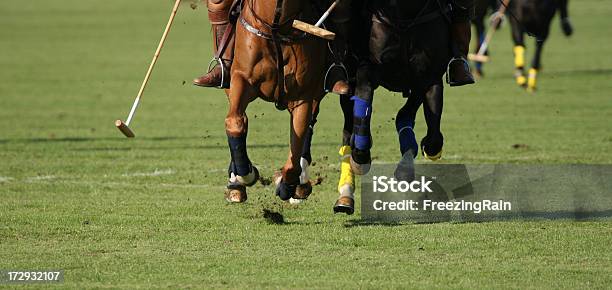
top-left (214, 0), bottom-right (242, 60)
top-left (271, 0), bottom-right (287, 110)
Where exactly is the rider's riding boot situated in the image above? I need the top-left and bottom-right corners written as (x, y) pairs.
top-left (194, 0), bottom-right (235, 89)
top-left (447, 21), bottom-right (475, 87)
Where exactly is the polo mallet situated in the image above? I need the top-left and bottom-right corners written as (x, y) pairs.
top-left (468, 0), bottom-right (510, 63)
top-left (115, 0), bottom-right (181, 138)
top-left (292, 0), bottom-right (338, 40)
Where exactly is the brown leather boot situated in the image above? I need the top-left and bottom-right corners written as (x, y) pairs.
top-left (193, 22), bottom-right (234, 88)
top-left (447, 21), bottom-right (475, 87)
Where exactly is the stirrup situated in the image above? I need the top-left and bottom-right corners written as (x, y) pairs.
top-left (207, 57), bottom-right (229, 89)
top-left (324, 62), bottom-right (349, 93)
top-left (445, 56), bottom-right (472, 84)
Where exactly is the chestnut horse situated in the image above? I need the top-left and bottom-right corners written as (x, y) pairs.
top-left (223, 0), bottom-right (327, 202)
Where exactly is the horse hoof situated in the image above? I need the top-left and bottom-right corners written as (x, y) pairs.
top-left (394, 150), bottom-right (416, 181)
top-left (333, 196), bottom-right (355, 215)
top-left (421, 135), bottom-right (443, 161)
top-left (293, 182), bottom-right (312, 200)
top-left (275, 181), bottom-right (297, 201)
top-left (236, 165), bottom-right (259, 187)
top-left (422, 146), bottom-right (443, 161)
top-left (225, 184), bottom-right (247, 203)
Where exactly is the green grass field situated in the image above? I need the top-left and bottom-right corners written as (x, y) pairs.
top-left (1, 0), bottom-right (612, 288)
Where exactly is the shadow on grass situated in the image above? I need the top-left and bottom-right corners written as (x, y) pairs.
top-left (342, 210), bottom-right (612, 227)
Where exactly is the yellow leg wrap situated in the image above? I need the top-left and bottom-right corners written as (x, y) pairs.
top-left (337, 145), bottom-right (354, 194)
top-left (514, 46), bottom-right (525, 68)
top-left (516, 74), bottom-right (527, 86)
top-left (527, 68), bottom-right (537, 92)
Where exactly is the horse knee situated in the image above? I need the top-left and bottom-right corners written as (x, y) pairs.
top-left (225, 115), bottom-right (248, 137)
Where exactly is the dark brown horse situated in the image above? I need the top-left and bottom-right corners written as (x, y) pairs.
top-left (223, 0), bottom-right (327, 202)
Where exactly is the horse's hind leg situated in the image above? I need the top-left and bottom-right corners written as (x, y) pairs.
top-left (558, 0), bottom-right (573, 36)
top-left (420, 84), bottom-right (444, 161)
top-left (334, 94), bottom-right (355, 215)
top-left (510, 16), bottom-right (527, 87)
top-left (224, 78), bottom-right (259, 203)
top-left (527, 39), bottom-right (545, 92)
top-left (275, 100), bottom-right (313, 201)
top-left (394, 92), bottom-right (422, 181)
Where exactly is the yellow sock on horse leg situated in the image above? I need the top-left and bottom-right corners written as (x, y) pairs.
top-left (514, 46), bottom-right (527, 86)
top-left (527, 68), bottom-right (538, 92)
top-left (337, 145), bottom-right (354, 196)
top-left (514, 46), bottom-right (525, 68)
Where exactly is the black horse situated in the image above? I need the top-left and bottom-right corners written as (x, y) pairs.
top-left (509, 0), bottom-right (573, 91)
top-left (328, 0), bottom-right (453, 214)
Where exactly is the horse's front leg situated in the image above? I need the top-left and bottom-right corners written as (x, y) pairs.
top-left (224, 77), bottom-right (259, 203)
top-left (288, 98), bottom-right (320, 203)
top-left (334, 94), bottom-right (356, 214)
top-left (349, 64), bottom-right (376, 175)
top-left (393, 92), bottom-right (423, 181)
top-left (510, 17), bottom-right (527, 87)
top-left (420, 84), bottom-right (444, 161)
top-left (275, 100), bottom-right (312, 201)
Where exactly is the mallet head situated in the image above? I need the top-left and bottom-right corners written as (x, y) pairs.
top-left (115, 120), bottom-right (135, 138)
top-left (468, 53), bottom-right (490, 63)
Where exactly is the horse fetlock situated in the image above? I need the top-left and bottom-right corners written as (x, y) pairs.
top-left (236, 165), bottom-right (259, 187)
top-left (275, 181), bottom-right (297, 201)
top-left (299, 157), bottom-right (310, 185)
top-left (515, 69), bottom-right (527, 87)
top-left (338, 145), bottom-right (355, 193)
top-left (527, 68), bottom-right (538, 92)
top-left (350, 147), bottom-right (371, 175)
top-left (395, 150), bottom-right (416, 182)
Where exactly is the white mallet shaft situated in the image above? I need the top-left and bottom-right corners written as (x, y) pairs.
top-left (474, 0), bottom-right (509, 59)
top-left (315, 1), bottom-right (339, 27)
top-left (124, 0), bottom-right (181, 126)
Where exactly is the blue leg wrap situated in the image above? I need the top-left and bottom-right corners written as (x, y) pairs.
top-left (227, 135), bottom-right (251, 176)
top-left (351, 96), bottom-right (372, 150)
top-left (396, 115), bottom-right (418, 157)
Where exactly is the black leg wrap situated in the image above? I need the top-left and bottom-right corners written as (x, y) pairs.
top-left (275, 182), bottom-right (297, 201)
top-left (227, 134), bottom-right (251, 176)
top-left (301, 124), bottom-right (314, 164)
